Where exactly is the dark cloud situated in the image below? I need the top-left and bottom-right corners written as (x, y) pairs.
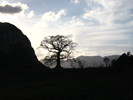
top-left (0, 4), bottom-right (22, 14)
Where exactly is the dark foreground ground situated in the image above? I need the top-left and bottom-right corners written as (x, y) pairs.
top-left (0, 67), bottom-right (133, 100)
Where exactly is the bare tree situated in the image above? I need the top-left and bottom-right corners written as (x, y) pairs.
top-left (103, 57), bottom-right (110, 67)
top-left (40, 35), bottom-right (77, 69)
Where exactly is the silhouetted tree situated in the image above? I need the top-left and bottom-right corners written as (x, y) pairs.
top-left (103, 57), bottom-right (110, 67)
top-left (77, 59), bottom-right (85, 68)
top-left (40, 35), bottom-right (77, 69)
top-left (127, 51), bottom-right (131, 57)
top-left (68, 58), bottom-right (86, 68)
top-left (69, 58), bottom-right (78, 68)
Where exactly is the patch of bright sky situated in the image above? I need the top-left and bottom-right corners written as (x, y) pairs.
top-left (0, 0), bottom-right (133, 60)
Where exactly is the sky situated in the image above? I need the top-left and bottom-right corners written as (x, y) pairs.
top-left (0, 0), bottom-right (133, 60)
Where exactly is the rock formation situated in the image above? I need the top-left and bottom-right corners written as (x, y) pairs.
top-left (0, 22), bottom-right (43, 69)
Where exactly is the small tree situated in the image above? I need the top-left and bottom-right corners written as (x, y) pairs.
top-left (40, 35), bottom-right (77, 69)
top-left (103, 57), bottom-right (110, 67)
top-left (68, 58), bottom-right (86, 68)
top-left (69, 58), bottom-right (78, 68)
top-left (127, 51), bottom-right (131, 57)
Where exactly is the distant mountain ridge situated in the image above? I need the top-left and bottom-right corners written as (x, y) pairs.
top-left (62, 55), bottom-right (120, 68)
top-left (76, 55), bottom-right (120, 67)
top-left (41, 55), bottom-right (120, 68)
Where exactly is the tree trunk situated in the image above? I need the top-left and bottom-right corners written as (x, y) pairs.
top-left (106, 62), bottom-right (107, 67)
top-left (56, 52), bottom-right (61, 69)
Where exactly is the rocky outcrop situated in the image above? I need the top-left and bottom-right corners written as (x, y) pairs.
top-left (0, 22), bottom-right (44, 69)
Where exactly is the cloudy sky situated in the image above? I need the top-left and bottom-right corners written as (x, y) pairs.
top-left (0, 0), bottom-right (133, 59)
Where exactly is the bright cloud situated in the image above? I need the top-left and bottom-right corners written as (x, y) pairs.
top-left (83, 0), bottom-right (133, 25)
top-left (41, 9), bottom-right (66, 22)
top-left (27, 10), bottom-right (34, 18)
top-left (75, 0), bottom-right (133, 56)
top-left (0, 0), bottom-right (133, 60)
top-left (71, 0), bottom-right (80, 4)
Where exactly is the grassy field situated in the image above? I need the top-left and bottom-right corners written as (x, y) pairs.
top-left (0, 67), bottom-right (133, 100)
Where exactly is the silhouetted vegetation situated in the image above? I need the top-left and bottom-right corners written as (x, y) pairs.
top-left (112, 52), bottom-right (133, 69)
top-left (103, 57), bottom-right (110, 67)
top-left (68, 58), bottom-right (86, 68)
top-left (39, 35), bottom-right (77, 69)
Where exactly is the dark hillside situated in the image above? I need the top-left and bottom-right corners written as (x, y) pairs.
top-left (0, 22), bottom-right (44, 69)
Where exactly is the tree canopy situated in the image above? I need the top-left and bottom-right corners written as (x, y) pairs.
top-left (103, 57), bottom-right (110, 67)
top-left (40, 35), bottom-right (77, 68)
